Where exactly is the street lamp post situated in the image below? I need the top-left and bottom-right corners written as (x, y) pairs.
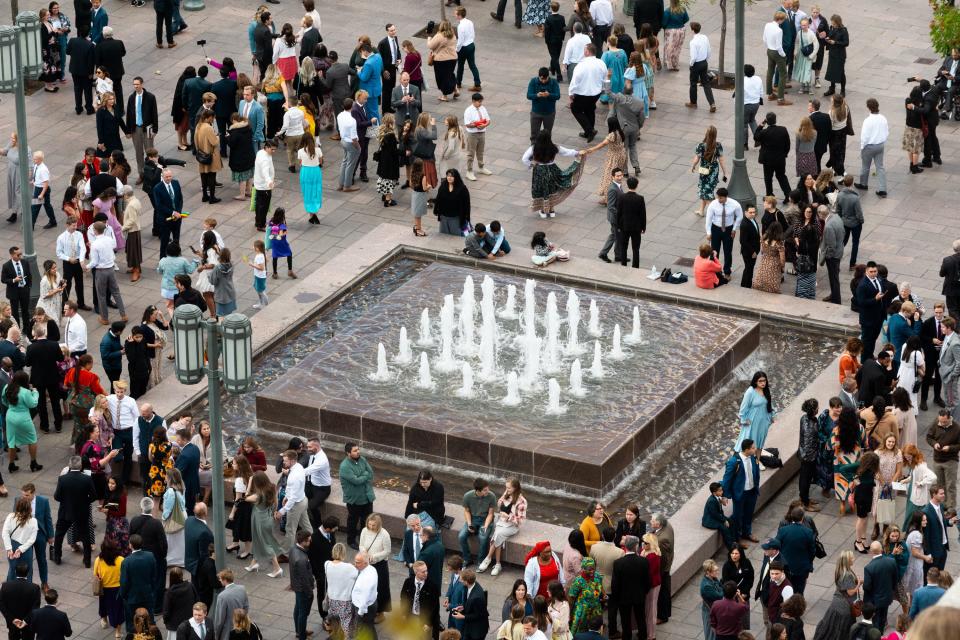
top-left (0, 12), bottom-right (43, 308)
top-left (172, 306), bottom-right (253, 571)
top-left (726, 0), bottom-right (756, 209)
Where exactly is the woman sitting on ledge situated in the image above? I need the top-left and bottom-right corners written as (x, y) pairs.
top-left (693, 242), bottom-right (726, 289)
top-left (531, 231), bottom-right (569, 268)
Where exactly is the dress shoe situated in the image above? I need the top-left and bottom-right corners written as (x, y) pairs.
top-left (78, 305), bottom-right (92, 311)
top-left (598, 255), bottom-right (612, 263)
top-left (710, 104), bottom-right (717, 112)
top-left (854, 183), bottom-right (868, 190)
top-left (921, 160), bottom-right (933, 168)
top-left (920, 401), bottom-right (929, 411)
top-left (804, 503), bottom-right (822, 512)
top-left (685, 102), bottom-right (697, 108)
top-left (934, 157), bottom-right (943, 165)
top-left (98, 318), bottom-right (109, 326)
top-left (120, 315), bottom-right (129, 322)
top-left (777, 99), bottom-right (793, 106)
top-left (468, 85), bottom-right (482, 92)
top-left (490, 12), bottom-right (503, 21)
top-left (359, 175), bottom-right (369, 183)
top-left (208, 197), bottom-right (222, 204)
top-left (586, 130), bottom-right (597, 142)
top-left (6, 213), bottom-right (17, 223)
top-left (745, 534), bottom-right (760, 543)
top-left (43, 222), bottom-right (57, 229)
top-left (936, 397), bottom-right (946, 408)
top-left (167, 42), bottom-right (177, 49)
top-left (875, 191), bottom-right (887, 198)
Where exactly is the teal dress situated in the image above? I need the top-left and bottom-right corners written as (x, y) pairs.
top-left (735, 387), bottom-right (775, 452)
top-left (599, 50), bottom-right (628, 104)
top-left (2, 386), bottom-right (39, 447)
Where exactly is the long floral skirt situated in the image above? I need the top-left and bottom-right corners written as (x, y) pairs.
top-left (663, 29), bottom-right (686, 70)
top-left (530, 160), bottom-right (584, 212)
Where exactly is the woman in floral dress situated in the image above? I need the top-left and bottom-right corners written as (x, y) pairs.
top-left (567, 557), bottom-right (604, 634)
top-left (522, 0), bottom-right (550, 36)
top-left (752, 222), bottom-right (786, 294)
top-left (38, 9), bottom-right (61, 93)
top-left (832, 407), bottom-right (864, 516)
top-left (691, 126), bottom-right (726, 216)
top-left (147, 426), bottom-right (174, 498)
top-left (585, 124), bottom-right (626, 205)
top-left (101, 476), bottom-right (130, 556)
top-left (816, 398), bottom-right (842, 495)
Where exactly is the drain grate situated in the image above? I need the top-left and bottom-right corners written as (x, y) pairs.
top-left (915, 57), bottom-right (937, 65)
top-left (673, 257), bottom-right (695, 267)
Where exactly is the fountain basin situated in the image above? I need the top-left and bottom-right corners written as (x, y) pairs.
top-left (256, 263), bottom-right (760, 493)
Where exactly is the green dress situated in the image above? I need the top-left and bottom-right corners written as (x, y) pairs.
top-left (2, 386), bottom-right (39, 447)
top-left (251, 500), bottom-right (283, 567)
top-left (567, 562), bottom-right (605, 633)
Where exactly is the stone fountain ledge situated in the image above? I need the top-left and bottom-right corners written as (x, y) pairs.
top-left (139, 223), bottom-right (851, 591)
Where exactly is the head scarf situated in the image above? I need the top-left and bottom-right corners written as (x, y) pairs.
top-left (580, 557), bottom-right (597, 578)
top-left (524, 541), bottom-right (551, 565)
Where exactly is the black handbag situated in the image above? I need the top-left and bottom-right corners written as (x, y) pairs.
top-left (796, 254), bottom-right (816, 274)
top-left (912, 353), bottom-right (922, 394)
top-left (801, 41), bottom-right (814, 57)
top-left (760, 447), bottom-right (783, 468)
top-left (195, 149), bottom-right (213, 165)
top-left (814, 537), bottom-right (827, 559)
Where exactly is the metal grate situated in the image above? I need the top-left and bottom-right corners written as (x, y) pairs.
top-left (915, 57), bottom-right (937, 65)
top-left (673, 257), bottom-right (695, 267)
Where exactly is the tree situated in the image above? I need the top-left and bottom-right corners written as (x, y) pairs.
top-left (708, 0), bottom-right (758, 87)
top-left (930, 0), bottom-right (960, 56)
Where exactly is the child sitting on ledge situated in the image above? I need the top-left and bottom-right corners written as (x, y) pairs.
top-left (531, 231), bottom-right (569, 268)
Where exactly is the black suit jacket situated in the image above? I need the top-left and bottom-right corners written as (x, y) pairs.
top-left (300, 27), bottom-right (322, 62)
top-left (28, 605), bottom-right (72, 640)
top-left (176, 617), bottom-right (214, 640)
top-left (378, 36), bottom-right (402, 74)
top-left (633, 0), bottom-right (664, 34)
top-left (400, 577), bottom-right (441, 640)
top-left (616, 192), bottom-right (647, 233)
top-left (754, 124), bottom-right (791, 164)
top-left (857, 360), bottom-right (890, 405)
top-left (0, 579), bottom-right (41, 627)
top-left (129, 514), bottom-right (168, 559)
top-left (863, 555), bottom-right (899, 609)
top-left (73, 0), bottom-right (92, 30)
top-left (611, 553), bottom-right (651, 605)
top-left (921, 316), bottom-right (944, 363)
top-left (856, 277), bottom-right (886, 328)
top-left (2, 260), bottom-right (32, 299)
top-left (739, 216), bottom-right (761, 257)
top-left (810, 111), bottom-right (831, 155)
top-left (54, 470), bottom-right (96, 523)
top-left (153, 180), bottom-right (184, 221)
top-left (184, 517), bottom-right (213, 576)
top-left (0, 340), bottom-right (25, 371)
top-left (941, 253), bottom-right (960, 296)
top-left (308, 529), bottom-right (335, 583)
top-left (544, 13), bottom-right (566, 45)
top-left (67, 36), bottom-right (95, 76)
top-left (210, 79), bottom-right (238, 119)
top-left (921, 87), bottom-right (941, 129)
top-left (125, 90), bottom-right (159, 133)
top-left (94, 38), bottom-right (126, 79)
top-left (460, 584), bottom-right (489, 640)
top-left (25, 338), bottom-right (64, 388)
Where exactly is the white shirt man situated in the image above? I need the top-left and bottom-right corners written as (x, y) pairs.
top-left (704, 196), bottom-right (744, 235)
top-left (588, 0), bottom-right (613, 27)
top-left (352, 557), bottom-right (379, 616)
top-left (744, 73), bottom-right (765, 105)
top-left (337, 109), bottom-right (358, 142)
top-left (456, 16), bottom-right (475, 50)
top-left (253, 148), bottom-right (275, 192)
top-left (860, 111), bottom-right (889, 148)
top-left (763, 18), bottom-right (786, 57)
top-left (568, 51), bottom-right (607, 97)
top-left (857, 100), bottom-right (889, 196)
top-left (689, 31), bottom-right (711, 66)
top-left (522, 620), bottom-right (550, 640)
top-left (305, 446), bottom-right (331, 488)
top-left (279, 462), bottom-right (307, 516)
top-left (56, 223), bottom-right (87, 265)
top-left (107, 388), bottom-right (139, 433)
top-left (62, 305), bottom-right (88, 355)
top-left (562, 30), bottom-right (591, 69)
top-left (86, 226), bottom-right (117, 270)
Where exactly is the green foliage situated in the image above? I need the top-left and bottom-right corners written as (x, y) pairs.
top-left (931, 0), bottom-right (960, 56)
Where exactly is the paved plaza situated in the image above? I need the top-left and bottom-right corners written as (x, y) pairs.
top-left (0, 0), bottom-right (958, 637)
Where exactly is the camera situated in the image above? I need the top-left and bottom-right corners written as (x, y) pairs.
top-left (196, 39), bottom-right (207, 46)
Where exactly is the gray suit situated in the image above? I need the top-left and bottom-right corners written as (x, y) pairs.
top-left (322, 63), bottom-right (357, 115)
top-left (391, 83), bottom-right (422, 132)
top-left (600, 181), bottom-right (623, 262)
top-left (212, 583), bottom-right (249, 640)
top-left (606, 91), bottom-right (645, 174)
top-left (940, 332), bottom-right (960, 415)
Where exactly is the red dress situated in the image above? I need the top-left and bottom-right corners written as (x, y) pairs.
top-left (537, 558), bottom-right (560, 598)
top-left (239, 447), bottom-right (267, 472)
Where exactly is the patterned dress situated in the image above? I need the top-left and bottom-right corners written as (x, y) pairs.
top-left (695, 142), bottom-right (722, 201)
top-left (752, 241), bottom-right (784, 293)
top-left (816, 410), bottom-right (837, 491)
top-left (567, 559), bottom-right (604, 634)
top-left (522, 0), bottom-right (551, 26)
top-left (831, 425), bottom-right (863, 503)
top-left (596, 133), bottom-right (627, 201)
top-left (147, 440), bottom-right (174, 498)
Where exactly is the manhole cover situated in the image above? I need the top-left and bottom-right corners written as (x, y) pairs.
top-left (294, 292), bottom-right (321, 303)
top-left (915, 57), bottom-right (937, 65)
top-left (673, 257), bottom-right (695, 267)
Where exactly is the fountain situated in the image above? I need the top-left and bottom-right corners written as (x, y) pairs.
top-left (477, 313), bottom-right (497, 381)
top-left (368, 343), bottom-right (391, 381)
top-left (435, 294), bottom-right (458, 373)
top-left (417, 308), bottom-right (433, 346)
top-left (456, 362), bottom-right (475, 398)
top-left (498, 284), bottom-right (518, 320)
top-left (519, 279), bottom-right (541, 389)
top-left (543, 292), bottom-right (561, 373)
top-left (624, 306), bottom-right (642, 345)
top-left (609, 324), bottom-right (625, 360)
top-left (545, 378), bottom-right (565, 414)
top-left (395, 327), bottom-right (413, 364)
top-left (481, 275), bottom-right (495, 309)
top-left (416, 352), bottom-right (434, 389)
top-left (565, 290), bottom-right (583, 356)
top-left (502, 371), bottom-right (522, 406)
top-left (569, 359), bottom-right (586, 397)
top-left (457, 282), bottom-right (477, 356)
top-left (589, 340), bottom-right (604, 378)
top-left (588, 300), bottom-right (602, 337)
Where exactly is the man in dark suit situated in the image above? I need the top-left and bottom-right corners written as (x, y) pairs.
top-left (154, 0), bottom-right (175, 48)
top-left (701, 482), bottom-right (736, 550)
top-left (401, 560), bottom-right (441, 640)
top-left (754, 112), bottom-right (792, 201)
top-left (754, 539), bottom-right (783, 628)
top-left (722, 439), bottom-right (762, 544)
top-left (174, 429), bottom-right (201, 513)
top-left (322, 51), bottom-right (357, 124)
top-left (611, 536), bottom-right (651, 640)
top-left (94, 26), bottom-right (126, 116)
top-left (863, 540), bottom-right (899, 632)
top-left (451, 570), bottom-right (488, 640)
top-left (183, 504), bottom-right (214, 578)
top-left (856, 351), bottom-right (893, 406)
top-left (21, 589), bottom-right (71, 640)
top-left (24, 324), bottom-right (64, 434)
top-left (253, 12), bottom-right (275, 77)
top-left (0, 563), bottom-right (41, 640)
top-left (299, 15), bottom-right (321, 63)
top-left (2, 246), bottom-right (31, 329)
top-left (616, 176), bottom-right (646, 269)
top-left (89, 0), bottom-right (108, 44)
top-left (67, 28), bottom-right (95, 115)
top-left (176, 602), bottom-right (214, 640)
top-left (183, 66), bottom-right (212, 144)
top-left (391, 72), bottom-right (421, 135)
top-left (290, 530), bottom-right (315, 640)
top-left (739, 204), bottom-right (762, 288)
top-left (125, 77), bottom-right (159, 184)
top-left (922, 303), bottom-right (947, 411)
top-left (152, 169), bottom-right (183, 260)
top-left (378, 24), bottom-right (402, 115)
top-left (120, 535), bottom-right (157, 631)
top-left (52, 456), bottom-right (96, 567)
top-left (73, 0), bottom-right (92, 35)
top-left (210, 69), bottom-right (237, 158)
top-left (919, 79), bottom-right (942, 167)
top-left (922, 486), bottom-right (956, 572)
top-left (808, 99), bottom-right (832, 172)
top-left (599, 168), bottom-right (623, 264)
top-left (940, 241), bottom-right (960, 322)
top-left (18, 484), bottom-right (54, 593)
top-left (543, 4), bottom-right (566, 81)
top-left (129, 497), bottom-right (167, 613)
top-left (774, 506), bottom-right (816, 594)
top-left (308, 516), bottom-right (338, 620)
top-left (633, 0), bottom-right (664, 39)
top-left (856, 262), bottom-right (888, 362)
top-left (401, 515), bottom-right (423, 569)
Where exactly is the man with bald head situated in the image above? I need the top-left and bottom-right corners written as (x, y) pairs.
top-left (391, 71), bottom-right (421, 134)
top-left (863, 539), bottom-right (899, 632)
top-left (152, 168), bottom-right (183, 260)
top-left (352, 552), bottom-right (379, 639)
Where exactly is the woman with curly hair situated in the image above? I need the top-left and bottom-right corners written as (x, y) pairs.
top-left (832, 407), bottom-right (864, 515)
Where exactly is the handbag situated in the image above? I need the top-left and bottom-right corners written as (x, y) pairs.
top-left (163, 493), bottom-right (186, 533)
top-left (876, 484), bottom-right (896, 524)
top-left (92, 558), bottom-right (103, 596)
top-left (845, 113), bottom-right (855, 137)
top-left (195, 149), bottom-right (213, 165)
top-left (796, 254), bottom-right (816, 274)
top-left (697, 165), bottom-right (711, 175)
top-left (814, 537), bottom-right (827, 559)
top-left (912, 353), bottom-right (922, 394)
top-left (427, 51), bottom-right (435, 66)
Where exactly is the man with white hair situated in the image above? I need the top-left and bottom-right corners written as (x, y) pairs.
top-left (95, 25), bottom-right (127, 118)
top-left (129, 496), bottom-right (168, 613)
top-left (401, 514), bottom-right (423, 569)
top-left (29, 151), bottom-right (57, 229)
top-left (352, 552), bottom-right (379, 640)
top-left (650, 512), bottom-right (675, 624)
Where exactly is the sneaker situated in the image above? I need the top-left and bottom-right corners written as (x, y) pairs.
top-left (478, 167), bottom-right (493, 176)
top-left (465, 171), bottom-right (477, 181)
top-left (548, 212), bottom-right (556, 218)
top-left (491, 563), bottom-right (502, 576)
top-left (252, 304), bottom-right (262, 310)
top-left (477, 557), bottom-right (491, 572)
top-left (538, 212), bottom-right (547, 219)
top-left (649, 101), bottom-right (657, 110)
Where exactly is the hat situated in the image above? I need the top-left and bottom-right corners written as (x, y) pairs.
top-left (761, 538), bottom-right (781, 550)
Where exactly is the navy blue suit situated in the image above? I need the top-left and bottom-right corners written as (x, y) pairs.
top-left (863, 554), bottom-right (899, 632)
top-left (721, 452), bottom-right (761, 540)
top-left (27, 604), bottom-right (72, 640)
top-left (152, 179), bottom-right (183, 259)
top-left (120, 549), bottom-right (156, 631)
top-left (701, 494), bottom-right (736, 550)
top-left (183, 516), bottom-right (213, 577)
top-left (175, 442), bottom-right (201, 513)
top-left (21, 496), bottom-right (53, 586)
top-left (90, 6), bottom-right (108, 43)
top-left (774, 522), bottom-right (816, 593)
top-left (922, 502), bottom-right (952, 571)
top-left (856, 276), bottom-right (887, 362)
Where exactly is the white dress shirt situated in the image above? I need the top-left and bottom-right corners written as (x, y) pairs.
top-left (86, 234), bottom-right (116, 269)
top-left (252, 149), bottom-right (275, 191)
top-left (860, 113), bottom-right (889, 148)
top-left (107, 394), bottom-right (139, 431)
top-left (277, 108), bottom-right (306, 137)
top-left (306, 450), bottom-right (331, 487)
top-left (463, 105), bottom-right (490, 134)
top-left (568, 56), bottom-right (608, 97)
top-left (31, 162), bottom-right (50, 188)
top-left (63, 314), bottom-right (87, 353)
top-left (352, 565), bottom-right (379, 615)
top-left (56, 229), bottom-right (87, 263)
top-left (562, 33), bottom-right (591, 65)
top-left (280, 463), bottom-right (306, 514)
top-left (456, 18), bottom-right (475, 50)
top-left (704, 197), bottom-right (744, 234)
top-left (793, 9), bottom-right (808, 31)
top-left (739, 453), bottom-right (755, 491)
top-left (589, 0), bottom-right (614, 26)
top-left (337, 110), bottom-right (358, 142)
top-left (689, 33), bottom-right (711, 65)
top-left (743, 75), bottom-right (764, 105)
top-left (931, 502), bottom-right (948, 544)
top-left (948, 59), bottom-right (959, 88)
top-left (763, 21), bottom-right (785, 56)
top-left (189, 618), bottom-right (207, 639)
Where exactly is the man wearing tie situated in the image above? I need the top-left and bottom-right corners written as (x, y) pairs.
top-left (304, 439), bottom-right (331, 528)
top-left (308, 516), bottom-right (338, 621)
top-left (704, 188), bottom-right (743, 281)
top-left (1, 247), bottom-right (32, 328)
top-left (599, 168), bottom-right (624, 264)
top-left (239, 85), bottom-right (266, 153)
top-left (939, 319), bottom-right (960, 418)
top-left (152, 169), bottom-right (183, 260)
top-left (402, 514), bottom-right (424, 570)
top-left (855, 261), bottom-right (887, 362)
top-left (378, 24), bottom-right (402, 115)
top-left (922, 303), bottom-right (948, 411)
top-left (401, 560), bottom-right (441, 640)
top-left (739, 205), bottom-right (762, 288)
top-left (391, 72), bottom-right (422, 136)
top-left (125, 77), bottom-right (159, 185)
top-left (176, 602), bottom-right (214, 640)
top-left (56, 218), bottom-right (89, 310)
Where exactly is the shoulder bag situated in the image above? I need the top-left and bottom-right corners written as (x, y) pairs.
top-left (163, 492), bottom-right (186, 533)
top-left (912, 352), bottom-right (922, 394)
top-left (195, 148), bottom-right (213, 165)
top-left (92, 558), bottom-right (103, 596)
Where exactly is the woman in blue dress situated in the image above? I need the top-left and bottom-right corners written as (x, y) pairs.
top-left (267, 208), bottom-right (297, 279)
top-left (599, 37), bottom-right (627, 105)
top-left (735, 371), bottom-right (776, 455)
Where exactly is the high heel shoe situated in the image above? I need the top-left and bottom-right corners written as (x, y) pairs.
top-left (854, 539), bottom-right (867, 554)
top-left (244, 563), bottom-right (260, 572)
top-left (226, 543), bottom-right (240, 552)
top-left (237, 552), bottom-right (251, 560)
top-left (8, 463), bottom-right (17, 474)
top-left (267, 568), bottom-right (284, 578)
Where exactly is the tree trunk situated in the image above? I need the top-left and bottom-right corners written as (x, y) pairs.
top-left (440, 0), bottom-right (447, 22)
top-left (718, 0), bottom-right (727, 87)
